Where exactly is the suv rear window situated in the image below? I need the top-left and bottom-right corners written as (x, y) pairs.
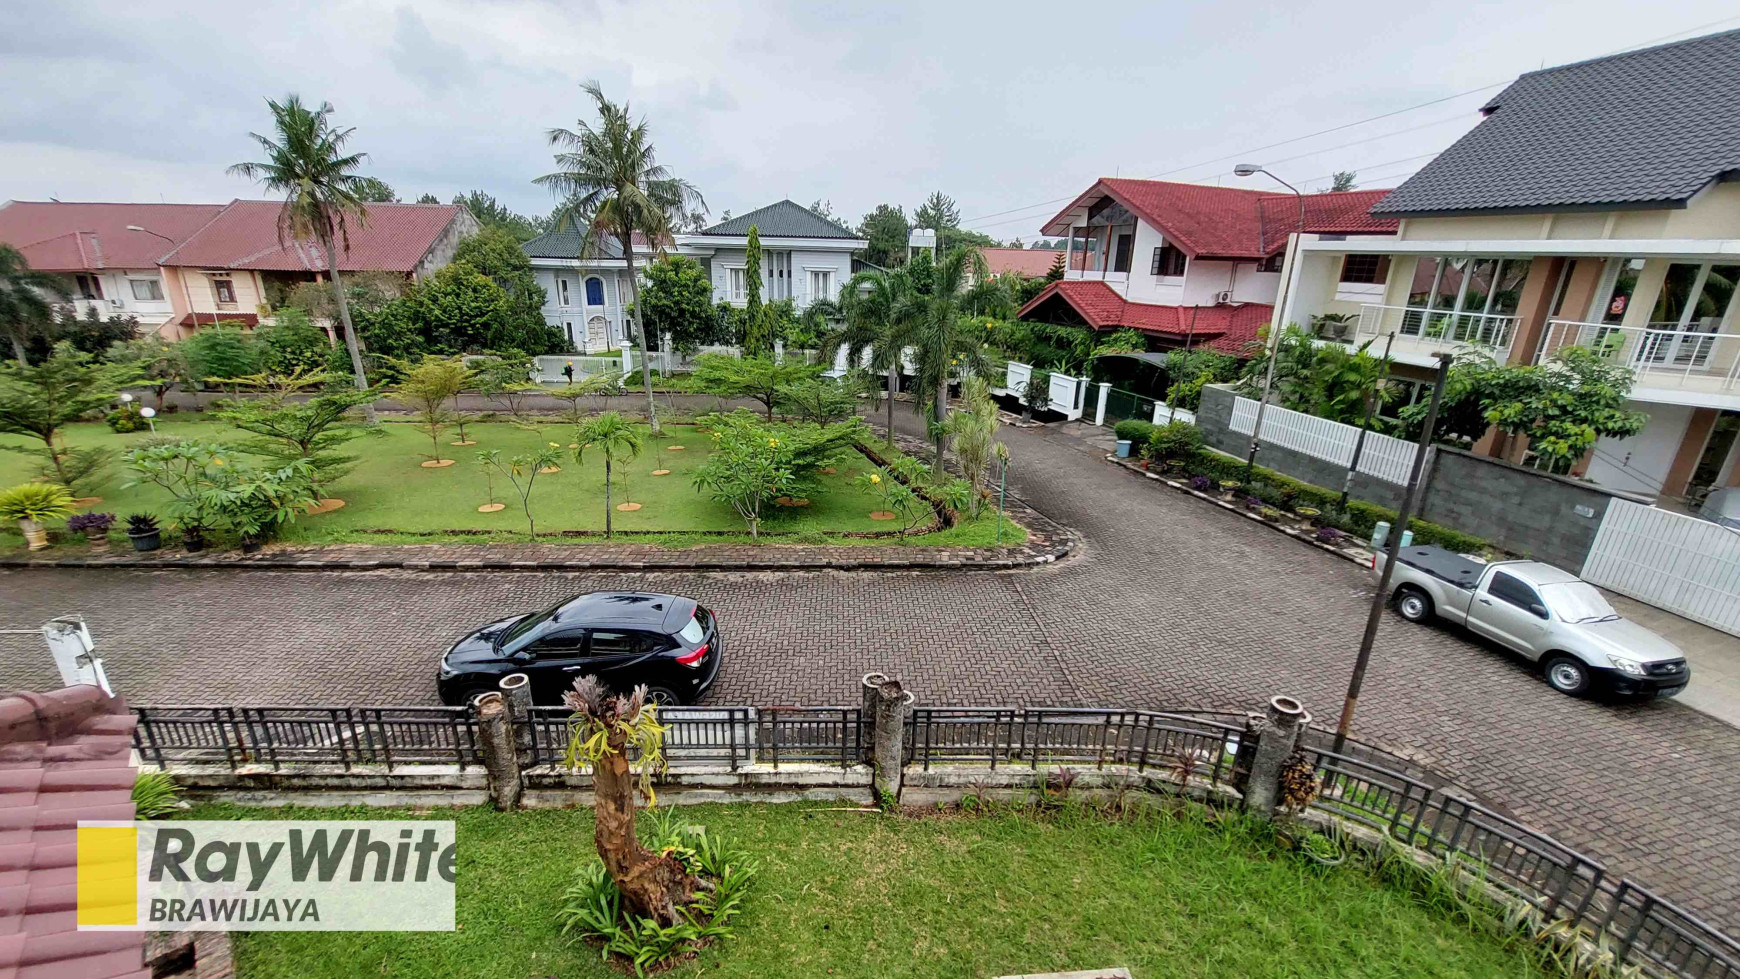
top-left (676, 615), bottom-right (705, 645)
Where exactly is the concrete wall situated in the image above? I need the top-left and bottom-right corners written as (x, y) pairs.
top-left (1196, 384), bottom-right (1652, 566)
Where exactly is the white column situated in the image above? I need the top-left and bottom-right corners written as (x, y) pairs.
top-left (1153, 401), bottom-right (1166, 425)
top-left (1094, 382), bottom-right (1111, 426)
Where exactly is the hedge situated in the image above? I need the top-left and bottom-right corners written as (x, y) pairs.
top-left (1172, 449), bottom-right (1494, 555)
top-left (1113, 419), bottom-right (1155, 444)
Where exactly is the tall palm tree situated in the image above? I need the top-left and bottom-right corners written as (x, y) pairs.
top-left (888, 248), bottom-right (1010, 465)
top-left (0, 245), bottom-right (65, 365)
top-left (229, 95), bottom-right (376, 423)
top-left (806, 267), bottom-right (910, 446)
top-left (536, 82), bottom-right (705, 436)
top-left (574, 410), bottom-right (644, 538)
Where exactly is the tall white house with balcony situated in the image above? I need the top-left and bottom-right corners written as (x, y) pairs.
top-left (521, 231), bottom-right (647, 353)
top-left (1016, 178), bottom-right (1396, 355)
top-left (1274, 28), bottom-right (1740, 509)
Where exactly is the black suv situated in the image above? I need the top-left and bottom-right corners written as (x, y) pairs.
top-left (437, 591), bottom-right (721, 706)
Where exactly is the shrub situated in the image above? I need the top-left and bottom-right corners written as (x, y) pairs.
top-left (1189, 475), bottom-right (1211, 493)
top-left (1113, 419), bottom-right (1154, 444)
top-left (1146, 420), bottom-right (1203, 461)
top-left (126, 513), bottom-right (159, 535)
top-left (0, 482), bottom-right (76, 523)
top-left (106, 402), bottom-right (146, 432)
top-left (1315, 526), bottom-right (1345, 545)
top-left (132, 770), bottom-right (181, 818)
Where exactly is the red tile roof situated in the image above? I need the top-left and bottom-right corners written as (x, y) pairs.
top-left (979, 247), bottom-right (1063, 278)
top-left (0, 202), bottom-right (226, 272)
top-left (1039, 179), bottom-right (1397, 260)
top-left (0, 685), bottom-right (144, 979)
top-left (159, 200), bottom-right (467, 273)
top-left (1016, 279), bottom-right (1270, 355)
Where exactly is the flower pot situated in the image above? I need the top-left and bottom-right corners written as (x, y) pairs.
top-left (183, 531), bottom-right (206, 554)
top-left (19, 518), bottom-right (48, 551)
top-left (241, 536), bottom-right (264, 555)
top-left (128, 529), bottom-right (161, 552)
top-left (88, 535), bottom-right (109, 553)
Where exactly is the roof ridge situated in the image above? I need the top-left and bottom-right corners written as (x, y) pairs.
top-left (1510, 26), bottom-right (1740, 82)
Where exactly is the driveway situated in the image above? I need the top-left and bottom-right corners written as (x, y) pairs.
top-left (2, 415), bottom-right (1736, 931)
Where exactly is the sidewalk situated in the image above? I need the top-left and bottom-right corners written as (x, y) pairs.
top-left (1603, 592), bottom-right (1740, 728)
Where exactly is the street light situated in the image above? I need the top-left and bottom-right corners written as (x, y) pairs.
top-left (126, 225), bottom-right (201, 330)
top-left (1232, 165), bottom-right (1306, 483)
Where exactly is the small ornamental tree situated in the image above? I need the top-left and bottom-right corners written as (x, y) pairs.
top-left (394, 356), bottom-right (471, 462)
top-left (1021, 371), bottom-right (1051, 421)
top-left (636, 255), bottom-right (726, 353)
top-left (1480, 346), bottom-right (1649, 474)
top-left (0, 343), bottom-right (136, 493)
top-left (946, 376), bottom-right (998, 516)
top-left (692, 420), bottom-right (792, 540)
top-left (742, 225), bottom-right (769, 355)
top-left (476, 445), bottom-right (562, 540)
top-left (691, 352), bottom-right (824, 421)
top-left (857, 460), bottom-right (931, 537)
top-left (105, 336), bottom-right (191, 410)
top-left (212, 376), bottom-right (379, 494)
top-left (775, 376), bottom-right (860, 426)
top-left (574, 411), bottom-right (643, 537)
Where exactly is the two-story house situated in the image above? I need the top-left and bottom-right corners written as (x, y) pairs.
top-left (1017, 179), bottom-right (1397, 354)
top-left (1273, 28), bottom-right (1740, 508)
top-left (521, 200), bottom-right (867, 354)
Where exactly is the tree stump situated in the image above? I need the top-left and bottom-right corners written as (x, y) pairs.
top-left (475, 693), bottom-right (522, 811)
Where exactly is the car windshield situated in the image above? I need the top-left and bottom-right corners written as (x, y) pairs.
top-left (1540, 582), bottom-right (1618, 623)
top-left (497, 601), bottom-right (564, 651)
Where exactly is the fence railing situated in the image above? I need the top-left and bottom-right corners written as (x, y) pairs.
top-left (1229, 394), bottom-right (1416, 484)
top-left (1538, 319), bottom-right (1740, 392)
top-left (132, 703), bottom-right (1738, 978)
top-left (1354, 303), bottom-right (1517, 357)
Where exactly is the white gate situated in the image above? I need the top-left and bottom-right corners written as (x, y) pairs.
top-left (1228, 395), bottom-right (1415, 485)
top-left (1581, 499), bottom-right (1740, 636)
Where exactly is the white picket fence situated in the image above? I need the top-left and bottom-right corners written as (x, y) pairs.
top-left (1228, 396), bottom-right (1415, 485)
top-left (1581, 499), bottom-right (1740, 636)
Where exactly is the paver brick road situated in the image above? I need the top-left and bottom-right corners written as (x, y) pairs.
top-left (2, 416), bottom-right (1736, 931)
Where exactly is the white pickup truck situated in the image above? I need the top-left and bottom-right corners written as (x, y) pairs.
top-left (1376, 546), bottom-right (1690, 699)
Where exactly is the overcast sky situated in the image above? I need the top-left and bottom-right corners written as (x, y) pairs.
top-left (6, 1), bottom-right (1739, 241)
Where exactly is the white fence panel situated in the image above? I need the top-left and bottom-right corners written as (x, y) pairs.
top-left (1581, 499), bottom-right (1740, 636)
top-left (532, 355), bottom-right (624, 382)
top-left (1227, 395), bottom-right (1411, 485)
top-left (1048, 373), bottom-right (1084, 420)
top-left (1004, 361), bottom-right (1032, 396)
top-left (1151, 404), bottom-right (1197, 426)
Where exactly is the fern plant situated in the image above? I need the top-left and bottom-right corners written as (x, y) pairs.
top-left (132, 770), bottom-right (181, 818)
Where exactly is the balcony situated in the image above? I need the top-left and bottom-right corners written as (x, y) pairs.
top-left (1539, 319), bottom-right (1740, 407)
top-left (1319, 304), bottom-right (1516, 366)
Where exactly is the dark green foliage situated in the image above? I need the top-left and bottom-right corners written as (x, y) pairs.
top-left (181, 324), bottom-right (263, 385)
top-left (0, 343), bottom-right (136, 491)
top-left (352, 176), bottom-right (398, 202)
top-left (212, 383), bottom-right (380, 490)
top-left (28, 306), bottom-right (139, 363)
top-left (452, 228), bottom-right (561, 354)
top-left (636, 256), bottom-right (727, 353)
top-left (743, 226), bottom-right (769, 355)
top-left (775, 377), bottom-right (860, 426)
top-left (1146, 421), bottom-right (1204, 460)
top-left (1163, 350), bottom-right (1240, 411)
top-left (452, 190), bottom-right (547, 242)
top-left (691, 353), bottom-right (825, 421)
top-left (857, 203), bottom-right (910, 268)
top-left (1113, 419), bottom-right (1155, 444)
top-left (255, 309), bottom-right (334, 374)
top-left (107, 403), bottom-right (146, 433)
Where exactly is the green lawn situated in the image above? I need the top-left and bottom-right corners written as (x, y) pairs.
top-left (0, 417), bottom-right (1031, 548)
top-left (184, 802), bottom-right (1548, 979)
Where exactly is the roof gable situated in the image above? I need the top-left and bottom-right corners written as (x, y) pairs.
top-left (1016, 279), bottom-right (1269, 355)
top-left (159, 200), bottom-right (465, 272)
top-left (1373, 28), bottom-right (1740, 216)
top-left (699, 199), bottom-right (858, 239)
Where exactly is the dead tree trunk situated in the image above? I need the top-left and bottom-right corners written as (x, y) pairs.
top-left (592, 727), bottom-right (700, 924)
top-left (476, 694), bottom-right (521, 811)
top-left (871, 678), bottom-right (910, 807)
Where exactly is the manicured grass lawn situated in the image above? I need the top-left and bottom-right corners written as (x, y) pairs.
top-left (183, 802), bottom-right (1546, 979)
top-left (0, 417), bottom-right (1029, 548)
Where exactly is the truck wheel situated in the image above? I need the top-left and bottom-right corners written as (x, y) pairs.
top-left (1394, 587), bottom-right (1432, 622)
top-left (1544, 656), bottom-right (1591, 696)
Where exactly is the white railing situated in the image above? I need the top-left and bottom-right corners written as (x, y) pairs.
top-left (531, 354), bottom-right (624, 383)
top-left (1230, 395), bottom-right (1415, 485)
top-left (1538, 319), bottom-right (1740, 392)
top-left (1352, 304), bottom-right (1516, 357)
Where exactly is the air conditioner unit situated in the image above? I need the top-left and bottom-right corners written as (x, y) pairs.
top-left (1213, 290), bottom-right (1233, 304)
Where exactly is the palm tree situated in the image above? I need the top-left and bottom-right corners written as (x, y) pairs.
top-left (228, 95), bottom-right (377, 423)
top-left (806, 267), bottom-right (910, 446)
top-left (0, 245), bottom-right (65, 365)
top-left (574, 410), bottom-right (644, 538)
top-left (536, 82), bottom-right (705, 436)
top-left (888, 248), bottom-right (1010, 465)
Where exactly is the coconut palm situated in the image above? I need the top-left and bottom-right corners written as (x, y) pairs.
top-left (806, 267), bottom-right (910, 446)
top-left (888, 248), bottom-right (1011, 465)
top-left (536, 82), bottom-right (706, 436)
top-left (228, 95), bottom-right (377, 423)
top-left (0, 245), bottom-right (65, 365)
top-left (573, 410), bottom-right (644, 538)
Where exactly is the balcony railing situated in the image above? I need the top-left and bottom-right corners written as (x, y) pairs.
top-left (1351, 304), bottom-right (1517, 357)
top-left (1539, 319), bottom-right (1740, 393)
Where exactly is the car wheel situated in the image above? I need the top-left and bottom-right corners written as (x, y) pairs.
top-left (644, 686), bottom-right (684, 707)
top-left (1544, 656), bottom-right (1591, 696)
top-left (1394, 587), bottom-right (1433, 623)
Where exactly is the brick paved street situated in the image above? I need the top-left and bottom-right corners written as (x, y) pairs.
top-left (1, 414), bottom-right (1737, 930)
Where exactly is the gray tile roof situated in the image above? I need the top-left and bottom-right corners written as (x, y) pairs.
top-left (699, 199), bottom-right (860, 239)
top-left (1372, 29), bottom-right (1740, 217)
top-left (520, 230), bottom-right (628, 260)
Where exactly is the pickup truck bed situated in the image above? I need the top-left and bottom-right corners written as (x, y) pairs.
top-left (1390, 545), bottom-right (1485, 589)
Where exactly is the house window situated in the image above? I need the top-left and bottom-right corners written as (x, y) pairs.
top-left (728, 268), bottom-right (747, 302)
top-left (1150, 244), bottom-right (1187, 277)
top-left (585, 277), bottom-right (605, 306)
top-left (1339, 254), bottom-right (1390, 284)
top-left (558, 278), bottom-right (571, 306)
top-left (210, 275), bottom-right (236, 306)
top-left (128, 278), bottom-right (165, 301)
top-left (1256, 254), bottom-right (1284, 273)
top-left (75, 274), bottom-right (104, 300)
top-left (1112, 234), bottom-right (1133, 274)
top-left (808, 269), bottom-right (833, 302)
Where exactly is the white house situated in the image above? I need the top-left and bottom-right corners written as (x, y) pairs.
top-left (521, 231), bottom-right (646, 353)
top-left (1271, 28), bottom-right (1740, 510)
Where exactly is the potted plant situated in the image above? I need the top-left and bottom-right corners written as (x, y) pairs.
top-left (67, 512), bottom-right (116, 552)
top-left (1189, 475), bottom-right (1212, 493)
top-left (126, 513), bottom-right (162, 552)
top-left (1218, 479), bottom-right (1241, 501)
top-left (182, 524), bottom-right (208, 554)
top-left (0, 483), bottom-right (76, 551)
top-left (1295, 506), bottom-right (1321, 528)
top-left (1314, 526), bottom-right (1345, 546)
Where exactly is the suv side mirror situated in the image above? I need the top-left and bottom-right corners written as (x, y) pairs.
top-left (1529, 603), bottom-right (1549, 619)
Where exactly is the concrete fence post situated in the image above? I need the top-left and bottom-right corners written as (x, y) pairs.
top-left (1240, 695), bottom-right (1309, 820)
top-left (475, 692), bottom-right (522, 811)
top-left (869, 677), bottom-right (911, 807)
top-left (499, 672), bottom-right (534, 765)
top-left (1094, 381), bottom-right (1111, 426)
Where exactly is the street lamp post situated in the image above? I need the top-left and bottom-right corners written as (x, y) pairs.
top-left (1232, 165), bottom-right (1305, 484)
top-left (126, 224), bottom-right (200, 332)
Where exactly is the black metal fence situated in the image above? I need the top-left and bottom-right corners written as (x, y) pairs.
top-left (132, 703), bottom-right (1737, 978)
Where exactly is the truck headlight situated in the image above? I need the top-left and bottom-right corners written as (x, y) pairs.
top-left (1608, 656), bottom-right (1647, 676)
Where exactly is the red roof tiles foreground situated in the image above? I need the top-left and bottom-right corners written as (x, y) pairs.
top-left (978, 248), bottom-right (1063, 278)
top-left (1017, 279), bottom-right (1270, 355)
top-left (0, 685), bottom-right (144, 979)
top-left (0, 202), bottom-right (226, 272)
top-left (159, 200), bottom-right (468, 273)
top-left (1039, 179), bottom-right (1396, 260)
